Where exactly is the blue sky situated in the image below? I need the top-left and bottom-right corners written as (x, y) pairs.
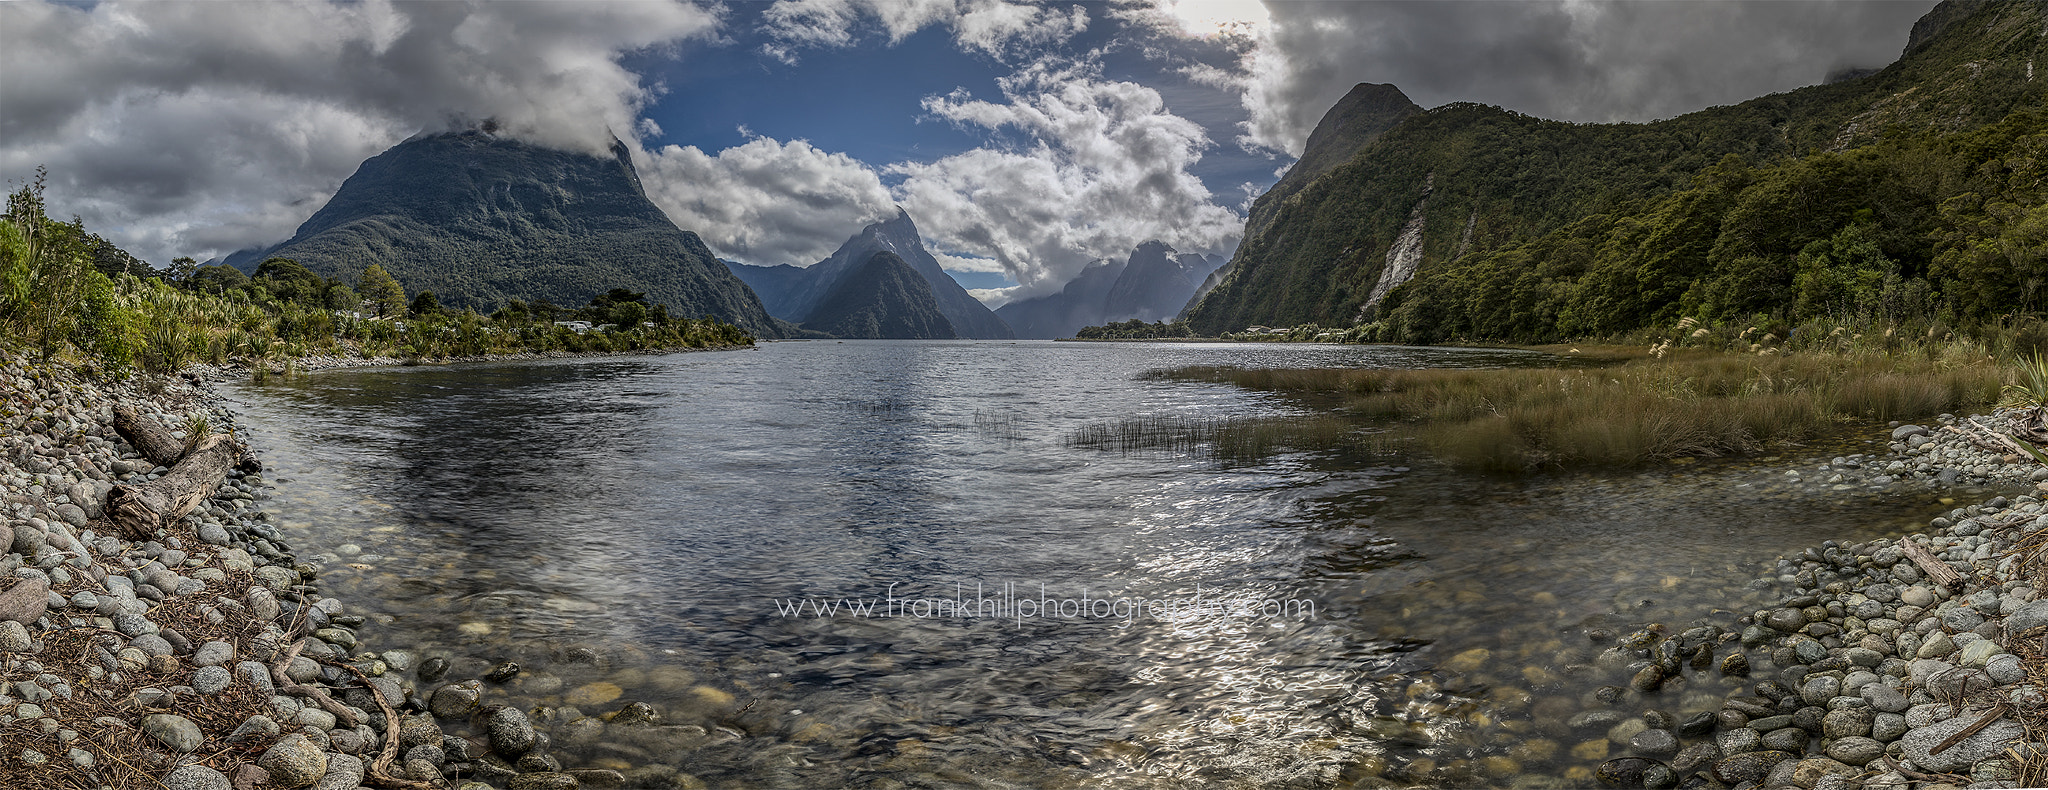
top-left (1, 0), bottom-right (1934, 304)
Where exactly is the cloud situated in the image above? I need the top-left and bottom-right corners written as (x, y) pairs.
top-left (639, 136), bottom-right (898, 265)
top-left (890, 58), bottom-right (1241, 296)
top-left (1232, 0), bottom-right (1935, 156)
top-left (758, 0), bottom-right (1087, 63)
top-left (0, 0), bottom-right (720, 263)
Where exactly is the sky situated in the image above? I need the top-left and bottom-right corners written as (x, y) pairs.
top-left (0, 0), bottom-right (1937, 305)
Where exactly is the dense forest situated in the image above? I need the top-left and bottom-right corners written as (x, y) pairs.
top-left (226, 131), bottom-right (785, 338)
top-left (1184, 0), bottom-right (2047, 347)
top-left (1, 169), bottom-right (752, 378)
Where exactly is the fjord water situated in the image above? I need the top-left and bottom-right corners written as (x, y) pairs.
top-left (225, 341), bottom-right (1961, 789)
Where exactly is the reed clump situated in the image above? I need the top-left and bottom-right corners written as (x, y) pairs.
top-left (1067, 414), bottom-right (1361, 462)
top-left (1158, 353), bottom-right (2004, 471)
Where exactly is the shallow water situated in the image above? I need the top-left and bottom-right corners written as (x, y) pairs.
top-left (222, 341), bottom-right (1982, 788)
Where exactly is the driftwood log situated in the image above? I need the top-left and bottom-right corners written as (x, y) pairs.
top-left (111, 403), bottom-right (189, 469)
top-left (1900, 538), bottom-right (1967, 591)
top-left (105, 433), bottom-right (249, 540)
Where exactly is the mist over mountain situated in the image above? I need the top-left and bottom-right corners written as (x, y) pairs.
top-left (996, 241), bottom-right (1224, 339)
top-left (224, 130), bottom-right (784, 337)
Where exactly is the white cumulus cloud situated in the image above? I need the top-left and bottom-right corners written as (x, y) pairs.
top-left (639, 136), bottom-right (898, 266)
top-left (758, 0), bottom-right (1087, 63)
top-left (890, 58), bottom-right (1242, 296)
top-left (0, 0), bottom-right (721, 263)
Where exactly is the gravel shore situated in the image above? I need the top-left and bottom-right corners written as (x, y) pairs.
top-left (1578, 412), bottom-right (2048, 790)
top-left (0, 348), bottom-right (733, 790)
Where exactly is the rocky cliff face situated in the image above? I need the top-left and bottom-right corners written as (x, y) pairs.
top-left (1183, 0), bottom-right (2047, 338)
top-left (729, 211), bottom-right (1012, 339)
top-left (797, 251), bottom-right (957, 339)
top-left (232, 131), bottom-right (783, 337)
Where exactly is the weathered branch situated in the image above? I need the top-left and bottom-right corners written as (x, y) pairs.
top-left (111, 404), bottom-right (188, 469)
top-left (105, 433), bottom-right (245, 540)
top-left (270, 639), bottom-right (360, 729)
top-left (1900, 538), bottom-right (1967, 591)
top-left (330, 658), bottom-right (438, 790)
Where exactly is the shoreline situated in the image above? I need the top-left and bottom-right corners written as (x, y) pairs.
top-left (1559, 412), bottom-right (2046, 788)
top-left (1, 346), bottom-right (687, 790)
top-left (10, 341), bottom-right (2040, 788)
top-left (196, 343), bottom-right (756, 384)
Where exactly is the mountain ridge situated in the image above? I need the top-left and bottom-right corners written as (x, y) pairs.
top-left (798, 251), bottom-right (957, 339)
top-left (1183, 0), bottom-right (2048, 339)
top-left (728, 211), bottom-right (1013, 339)
top-left (224, 131), bottom-right (784, 337)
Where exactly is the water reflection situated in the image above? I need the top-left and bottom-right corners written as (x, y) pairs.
top-left (222, 341), bottom-right (1975, 788)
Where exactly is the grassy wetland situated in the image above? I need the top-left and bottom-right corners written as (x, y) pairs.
top-left (1088, 320), bottom-right (2044, 472)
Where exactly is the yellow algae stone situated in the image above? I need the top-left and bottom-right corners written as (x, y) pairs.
top-left (1522, 666), bottom-right (1560, 686)
top-left (649, 666), bottom-right (697, 691)
top-left (1530, 591), bottom-right (1558, 605)
top-left (690, 685), bottom-right (735, 709)
top-left (1510, 738), bottom-right (1559, 763)
top-left (1442, 648), bottom-right (1490, 673)
top-left (1483, 756), bottom-right (1519, 777)
top-left (457, 622), bottom-right (491, 636)
top-left (1571, 739), bottom-right (1608, 761)
top-left (1565, 766), bottom-right (1595, 784)
top-left (566, 682), bottom-right (623, 707)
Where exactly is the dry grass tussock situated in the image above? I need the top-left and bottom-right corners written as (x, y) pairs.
top-left (1154, 352), bottom-right (2003, 471)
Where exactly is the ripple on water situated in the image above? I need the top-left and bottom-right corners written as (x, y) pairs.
top-left (229, 341), bottom-right (1974, 788)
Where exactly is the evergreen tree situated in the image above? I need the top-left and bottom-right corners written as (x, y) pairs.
top-left (358, 263), bottom-right (406, 317)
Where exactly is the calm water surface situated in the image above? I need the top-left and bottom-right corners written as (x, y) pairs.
top-left (223, 341), bottom-right (1969, 789)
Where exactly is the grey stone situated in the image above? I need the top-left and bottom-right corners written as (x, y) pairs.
top-left (143, 713), bottom-right (204, 753)
top-left (430, 681), bottom-right (481, 719)
top-left (0, 620), bottom-right (31, 652)
top-left (226, 714), bottom-right (280, 743)
top-left (193, 640), bottom-right (234, 667)
top-left (1873, 712), bottom-right (1908, 742)
top-left (1988, 653), bottom-right (2026, 685)
top-left (2004, 600), bottom-right (2048, 635)
top-left (162, 765), bottom-right (232, 790)
top-left (192, 666), bottom-right (232, 695)
top-left (1717, 727), bottom-right (1762, 755)
top-left (1801, 675), bottom-right (1841, 706)
top-left (1863, 683), bottom-right (1910, 713)
top-left (1901, 714), bottom-right (2025, 772)
top-left (129, 633), bottom-right (173, 657)
top-left (1630, 727), bottom-right (1679, 756)
top-left (485, 706), bottom-right (537, 755)
top-left (258, 734), bottom-right (329, 788)
top-left (507, 774), bottom-right (579, 790)
top-left (1823, 707), bottom-right (1875, 739)
top-left (315, 753), bottom-right (364, 790)
top-left (1825, 735), bottom-right (1885, 766)
top-left (236, 661), bottom-right (275, 695)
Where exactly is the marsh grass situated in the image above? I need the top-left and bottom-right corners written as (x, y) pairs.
top-left (1157, 353), bottom-right (2003, 471)
top-left (1067, 414), bottom-right (1361, 462)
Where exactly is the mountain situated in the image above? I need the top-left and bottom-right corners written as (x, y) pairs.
top-left (229, 130), bottom-right (783, 337)
top-left (798, 251), bottom-right (956, 339)
top-left (996, 241), bottom-right (1224, 339)
top-left (727, 210), bottom-right (1013, 339)
top-left (1183, 0), bottom-right (2048, 341)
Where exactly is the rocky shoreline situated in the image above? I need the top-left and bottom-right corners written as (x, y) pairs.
top-left (1575, 413), bottom-right (2048, 789)
top-left (0, 346), bottom-right (745, 790)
